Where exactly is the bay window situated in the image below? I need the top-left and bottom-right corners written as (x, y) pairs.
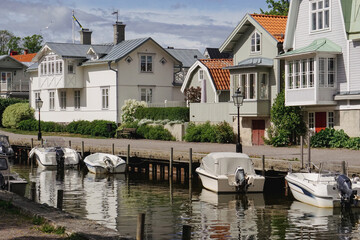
top-left (39, 55), bottom-right (63, 76)
top-left (239, 73), bottom-right (256, 100)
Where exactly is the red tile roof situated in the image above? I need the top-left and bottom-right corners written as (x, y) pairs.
top-left (11, 53), bottom-right (37, 62)
top-left (250, 14), bottom-right (287, 43)
top-left (199, 59), bottom-right (233, 90)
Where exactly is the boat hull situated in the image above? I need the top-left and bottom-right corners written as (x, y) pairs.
top-left (29, 147), bottom-right (80, 169)
top-left (196, 167), bottom-right (265, 193)
top-left (84, 153), bottom-right (126, 174)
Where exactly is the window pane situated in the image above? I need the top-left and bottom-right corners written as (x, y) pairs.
top-left (249, 74), bottom-right (255, 99)
top-left (309, 112), bottom-right (315, 129)
top-left (319, 58), bottom-right (325, 87)
top-left (309, 58), bottom-right (314, 87)
top-left (302, 60), bottom-right (307, 88)
top-left (288, 62), bottom-right (293, 89)
top-left (324, 10), bottom-right (329, 28)
top-left (295, 61), bottom-right (300, 88)
top-left (241, 74), bottom-right (247, 99)
top-left (260, 74), bottom-right (268, 99)
top-left (318, 1), bottom-right (323, 9)
top-left (318, 12), bottom-right (323, 29)
top-left (312, 13), bottom-right (317, 30)
top-left (325, 0), bottom-right (329, 7)
top-left (312, 2), bottom-right (317, 10)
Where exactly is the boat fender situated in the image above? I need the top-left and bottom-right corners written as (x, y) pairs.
top-left (0, 172), bottom-right (4, 190)
top-left (336, 174), bottom-right (357, 206)
top-left (235, 167), bottom-right (248, 192)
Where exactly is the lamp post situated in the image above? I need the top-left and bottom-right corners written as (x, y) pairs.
top-left (232, 88), bottom-right (244, 153)
top-left (36, 97), bottom-right (43, 141)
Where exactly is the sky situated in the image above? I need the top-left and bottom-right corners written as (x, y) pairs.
top-left (0, 0), bottom-right (270, 52)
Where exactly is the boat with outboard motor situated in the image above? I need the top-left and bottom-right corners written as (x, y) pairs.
top-left (285, 162), bottom-right (360, 208)
top-left (195, 152), bottom-right (265, 193)
top-left (29, 146), bottom-right (80, 169)
top-left (0, 154), bottom-right (27, 196)
top-left (84, 153), bottom-right (126, 174)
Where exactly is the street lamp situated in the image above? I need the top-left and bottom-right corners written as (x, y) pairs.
top-left (232, 88), bottom-right (244, 153)
top-left (36, 97), bottom-right (43, 141)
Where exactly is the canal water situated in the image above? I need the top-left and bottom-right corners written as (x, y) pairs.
top-left (11, 165), bottom-right (360, 239)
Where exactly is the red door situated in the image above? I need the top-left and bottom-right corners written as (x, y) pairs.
top-left (252, 120), bottom-right (265, 145)
top-left (315, 112), bottom-right (327, 133)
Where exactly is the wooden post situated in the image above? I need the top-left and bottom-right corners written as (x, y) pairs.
top-left (69, 140), bottom-right (71, 148)
top-left (136, 213), bottom-right (145, 240)
top-left (342, 161), bottom-right (347, 175)
top-left (41, 138), bottom-right (43, 146)
top-left (182, 225), bottom-right (191, 240)
top-left (189, 148), bottom-right (193, 180)
top-left (31, 138), bottom-right (34, 149)
top-left (262, 155), bottom-right (265, 176)
top-left (170, 147), bottom-right (173, 177)
top-left (57, 190), bottom-right (64, 210)
top-left (300, 136), bottom-right (304, 168)
top-left (30, 182), bottom-right (36, 201)
top-left (127, 144), bottom-right (130, 172)
top-left (81, 141), bottom-right (84, 158)
top-left (112, 143), bottom-right (115, 155)
top-left (307, 134), bottom-right (311, 170)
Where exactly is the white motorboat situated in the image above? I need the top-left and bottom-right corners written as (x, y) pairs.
top-left (0, 154), bottom-right (27, 196)
top-left (195, 152), bottom-right (265, 193)
top-left (0, 135), bottom-right (14, 157)
top-left (29, 146), bottom-right (80, 169)
top-left (84, 153), bottom-right (126, 174)
top-left (285, 162), bottom-right (360, 208)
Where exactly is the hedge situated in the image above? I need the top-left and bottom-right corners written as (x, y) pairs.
top-left (134, 107), bottom-right (189, 122)
top-left (136, 124), bottom-right (175, 141)
top-left (0, 98), bottom-right (27, 127)
top-left (310, 128), bottom-right (360, 150)
top-left (18, 119), bottom-right (65, 132)
top-left (184, 121), bottom-right (234, 143)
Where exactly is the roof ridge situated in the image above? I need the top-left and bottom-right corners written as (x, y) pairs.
top-left (250, 13), bottom-right (287, 18)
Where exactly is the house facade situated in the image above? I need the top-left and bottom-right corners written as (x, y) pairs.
top-left (280, 0), bottom-right (360, 136)
top-left (28, 22), bottom-right (183, 124)
top-left (0, 55), bottom-right (29, 99)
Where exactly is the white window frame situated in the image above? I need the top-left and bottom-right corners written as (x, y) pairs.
top-left (251, 31), bottom-right (261, 54)
top-left (101, 87), bottom-right (109, 110)
top-left (39, 55), bottom-right (63, 76)
top-left (239, 73), bottom-right (257, 100)
top-left (310, 0), bottom-right (330, 32)
top-left (140, 55), bottom-right (153, 73)
top-left (199, 70), bottom-right (204, 81)
top-left (68, 61), bottom-right (75, 74)
top-left (259, 72), bottom-right (269, 100)
top-left (1, 72), bottom-right (11, 84)
top-left (59, 91), bottom-right (66, 110)
top-left (34, 92), bottom-right (40, 107)
top-left (308, 112), bottom-right (315, 131)
top-left (49, 91), bottom-right (55, 111)
top-left (328, 111), bottom-right (334, 128)
top-left (140, 88), bottom-right (153, 103)
top-left (74, 90), bottom-right (80, 110)
top-left (308, 111), bottom-right (334, 131)
top-left (286, 57), bottom-right (334, 89)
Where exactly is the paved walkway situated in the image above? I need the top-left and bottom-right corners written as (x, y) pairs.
top-left (2, 129), bottom-right (360, 168)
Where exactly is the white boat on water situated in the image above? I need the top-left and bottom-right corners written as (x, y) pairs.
top-left (84, 153), bottom-right (126, 174)
top-left (29, 146), bottom-right (80, 169)
top-left (0, 154), bottom-right (27, 196)
top-left (285, 162), bottom-right (360, 208)
top-left (195, 152), bottom-right (265, 193)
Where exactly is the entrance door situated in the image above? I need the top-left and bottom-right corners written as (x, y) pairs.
top-left (252, 120), bottom-right (265, 145)
top-left (315, 112), bottom-right (327, 133)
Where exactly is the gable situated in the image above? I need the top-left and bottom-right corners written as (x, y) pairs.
top-left (0, 55), bottom-right (27, 69)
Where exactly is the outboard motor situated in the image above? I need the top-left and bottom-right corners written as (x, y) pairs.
top-left (55, 147), bottom-right (65, 181)
top-left (337, 174), bottom-right (358, 207)
top-left (0, 172), bottom-right (4, 190)
top-left (235, 167), bottom-right (248, 192)
top-left (103, 156), bottom-right (114, 173)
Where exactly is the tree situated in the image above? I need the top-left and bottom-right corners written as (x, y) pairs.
top-left (184, 86), bottom-right (201, 103)
top-left (8, 36), bottom-right (22, 53)
top-left (22, 34), bottom-right (43, 53)
top-left (260, 0), bottom-right (290, 16)
top-left (265, 91), bottom-right (307, 146)
top-left (0, 30), bottom-right (14, 55)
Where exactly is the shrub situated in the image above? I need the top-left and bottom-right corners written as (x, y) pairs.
top-left (134, 107), bottom-right (189, 122)
top-left (137, 125), bottom-right (174, 141)
top-left (2, 103), bottom-right (34, 129)
top-left (90, 120), bottom-right (116, 137)
top-left (121, 99), bottom-right (147, 123)
top-left (0, 98), bottom-right (26, 127)
top-left (345, 137), bottom-right (360, 150)
top-left (18, 119), bottom-right (65, 132)
top-left (184, 121), bottom-right (234, 143)
top-left (311, 128), bottom-right (350, 148)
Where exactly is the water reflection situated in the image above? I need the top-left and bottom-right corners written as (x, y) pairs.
top-left (10, 165), bottom-right (360, 239)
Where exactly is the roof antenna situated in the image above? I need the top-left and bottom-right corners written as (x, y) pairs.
top-left (112, 10), bottom-right (119, 22)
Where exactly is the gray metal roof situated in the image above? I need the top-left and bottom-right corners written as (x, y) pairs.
top-left (46, 42), bottom-right (93, 58)
top-left (90, 45), bottom-right (114, 55)
top-left (0, 55), bottom-right (8, 61)
top-left (165, 48), bottom-right (204, 68)
top-left (27, 62), bottom-right (39, 71)
top-left (225, 57), bottom-right (273, 69)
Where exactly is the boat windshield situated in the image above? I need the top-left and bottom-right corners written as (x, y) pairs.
top-left (43, 138), bottom-right (66, 148)
top-left (0, 135), bottom-right (10, 148)
top-left (0, 157), bottom-right (8, 170)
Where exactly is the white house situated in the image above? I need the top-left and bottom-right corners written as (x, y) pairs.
top-left (279, 0), bottom-right (360, 136)
top-left (28, 22), bottom-right (183, 124)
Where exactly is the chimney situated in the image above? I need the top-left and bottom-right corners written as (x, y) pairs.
top-left (80, 28), bottom-right (92, 45)
top-left (113, 22), bottom-right (126, 45)
top-left (10, 50), bottom-right (18, 56)
top-left (24, 49), bottom-right (29, 55)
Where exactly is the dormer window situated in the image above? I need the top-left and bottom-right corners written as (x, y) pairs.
top-left (251, 31), bottom-right (261, 53)
top-left (311, 0), bottom-right (330, 32)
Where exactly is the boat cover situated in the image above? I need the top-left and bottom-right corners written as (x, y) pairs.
top-left (201, 152), bottom-right (255, 176)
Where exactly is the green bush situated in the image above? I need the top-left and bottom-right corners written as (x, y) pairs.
top-left (345, 137), bottom-right (360, 150)
top-left (121, 99), bottom-right (147, 123)
top-left (0, 98), bottom-right (27, 127)
top-left (2, 103), bottom-right (34, 128)
top-left (137, 124), bottom-right (174, 141)
top-left (311, 128), bottom-right (350, 148)
top-left (90, 120), bottom-right (116, 137)
top-left (134, 107), bottom-right (189, 122)
top-left (18, 119), bottom-right (65, 132)
top-left (184, 121), bottom-right (234, 143)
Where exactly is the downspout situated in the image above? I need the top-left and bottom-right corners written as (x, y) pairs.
top-left (108, 61), bottom-right (119, 125)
